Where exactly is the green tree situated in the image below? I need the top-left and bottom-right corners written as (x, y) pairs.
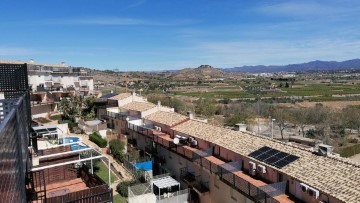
top-left (290, 108), bottom-right (310, 137)
top-left (272, 107), bottom-right (291, 140)
top-left (58, 96), bottom-right (82, 121)
top-left (343, 106), bottom-right (360, 135)
top-left (195, 97), bottom-right (217, 117)
top-left (109, 139), bottom-right (126, 162)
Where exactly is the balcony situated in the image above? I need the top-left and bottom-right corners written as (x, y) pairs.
top-left (180, 168), bottom-right (209, 195)
top-left (27, 145), bottom-right (112, 203)
top-left (127, 126), bottom-right (298, 203)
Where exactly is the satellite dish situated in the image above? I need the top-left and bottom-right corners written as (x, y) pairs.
top-left (173, 138), bottom-right (180, 145)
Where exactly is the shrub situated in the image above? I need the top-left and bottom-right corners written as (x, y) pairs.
top-left (89, 132), bottom-right (107, 148)
top-left (50, 114), bottom-right (62, 121)
top-left (58, 120), bottom-right (78, 132)
top-left (109, 139), bottom-right (126, 162)
top-left (339, 144), bottom-right (360, 157)
top-left (116, 180), bottom-right (138, 197)
top-left (348, 138), bottom-right (359, 144)
top-left (34, 117), bottom-right (51, 124)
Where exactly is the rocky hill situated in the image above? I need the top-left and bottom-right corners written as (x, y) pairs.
top-left (170, 65), bottom-right (225, 79)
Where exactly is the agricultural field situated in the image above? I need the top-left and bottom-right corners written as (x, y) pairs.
top-left (172, 83), bottom-right (360, 101)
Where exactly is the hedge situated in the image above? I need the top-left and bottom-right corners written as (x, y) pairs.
top-left (339, 144), bottom-right (360, 157)
top-left (89, 132), bottom-right (107, 148)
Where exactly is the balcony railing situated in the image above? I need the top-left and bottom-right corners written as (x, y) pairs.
top-left (127, 124), bottom-right (285, 203)
top-left (46, 184), bottom-right (112, 203)
top-left (180, 167), bottom-right (209, 194)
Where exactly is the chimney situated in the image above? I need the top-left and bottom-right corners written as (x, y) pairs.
top-left (157, 101), bottom-right (161, 108)
top-left (110, 90), bottom-right (114, 94)
top-left (187, 111), bottom-right (194, 119)
top-left (235, 123), bottom-right (247, 132)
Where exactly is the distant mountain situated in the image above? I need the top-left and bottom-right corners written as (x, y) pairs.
top-left (170, 65), bottom-right (225, 79)
top-left (223, 59), bottom-right (360, 73)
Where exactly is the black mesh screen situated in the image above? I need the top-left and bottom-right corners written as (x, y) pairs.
top-left (0, 63), bottom-right (31, 203)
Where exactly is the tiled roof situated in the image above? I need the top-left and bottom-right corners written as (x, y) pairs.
top-left (172, 119), bottom-right (360, 203)
top-left (121, 101), bottom-right (156, 112)
top-left (144, 111), bottom-right (188, 127)
top-left (108, 93), bottom-right (132, 101)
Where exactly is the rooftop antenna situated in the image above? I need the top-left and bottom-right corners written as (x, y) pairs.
top-left (125, 74), bottom-right (128, 93)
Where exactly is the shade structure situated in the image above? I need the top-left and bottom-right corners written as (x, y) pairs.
top-left (152, 176), bottom-right (180, 190)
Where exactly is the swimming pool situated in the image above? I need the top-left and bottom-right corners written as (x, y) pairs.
top-left (59, 137), bottom-right (88, 151)
top-left (59, 137), bottom-right (80, 144)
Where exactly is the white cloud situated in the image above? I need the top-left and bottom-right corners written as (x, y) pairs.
top-left (188, 39), bottom-right (360, 67)
top-left (257, 1), bottom-right (360, 19)
top-left (0, 47), bottom-right (40, 56)
top-left (40, 17), bottom-right (200, 26)
top-left (126, 0), bottom-right (147, 9)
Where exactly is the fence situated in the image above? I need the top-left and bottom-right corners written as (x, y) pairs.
top-left (46, 184), bottom-right (112, 203)
top-left (0, 94), bottom-right (30, 203)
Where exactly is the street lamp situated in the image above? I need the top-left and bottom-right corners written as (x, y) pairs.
top-left (271, 119), bottom-right (276, 139)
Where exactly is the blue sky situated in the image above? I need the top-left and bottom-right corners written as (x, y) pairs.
top-left (0, 0), bottom-right (359, 71)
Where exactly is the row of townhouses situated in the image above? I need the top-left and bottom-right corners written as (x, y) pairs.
top-left (0, 60), bottom-right (94, 117)
top-left (100, 92), bottom-right (360, 203)
top-left (0, 63), bottom-right (111, 203)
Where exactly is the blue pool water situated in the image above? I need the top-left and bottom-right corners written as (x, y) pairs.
top-left (71, 144), bottom-right (88, 151)
top-left (134, 161), bottom-right (153, 171)
top-left (60, 137), bottom-right (80, 144)
top-left (59, 137), bottom-right (88, 151)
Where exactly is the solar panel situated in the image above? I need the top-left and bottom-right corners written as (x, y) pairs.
top-left (283, 155), bottom-right (299, 162)
top-left (264, 156), bottom-right (279, 164)
top-left (248, 146), bottom-right (272, 158)
top-left (273, 160), bottom-right (289, 168)
top-left (248, 150), bottom-right (264, 158)
top-left (248, 146), bottom-right (300, 168)
top-left (266, 149), bottom-right (280, 156)
top-left (257, 153), bottom-right (270, 161)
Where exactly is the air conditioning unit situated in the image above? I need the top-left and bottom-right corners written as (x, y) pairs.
top-left (300, 183), bottom-right (309, 193)
top-left (257, 164), bottom-right (266, 173)
top-left (191, 139), bottom-right (198, 147)
top-left (249, 161), bottom-right (256, 170)
top-left (179, 136), bottom-right (188, 145)
top-left (308, 187), bottom-right (319, 199)
top-left (250, 169), bottom-right (256, 176)
top-left (158, 127), bottom-right (162, 132)
top-left (188, 137), bottom-right (194, 142)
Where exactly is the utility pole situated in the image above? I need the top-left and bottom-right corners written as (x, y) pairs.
top-left (257, 94), bottom-right (260, 136)
top-left (113, 68), bottom-right (119, 94)
top-left (272, 119), bottom-right (276, 139)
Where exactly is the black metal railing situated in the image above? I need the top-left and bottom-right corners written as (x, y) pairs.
top-left (126, 123), bottom-right (282, 203)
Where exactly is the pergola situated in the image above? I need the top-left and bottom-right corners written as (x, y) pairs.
top-left (152, 176), bottom-right (180, 198)
top-left (31, 141), bottom-right (112, 188)
top-left (32, 125), bottom-right (61, 138)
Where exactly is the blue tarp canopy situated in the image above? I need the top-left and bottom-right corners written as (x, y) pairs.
top-left (100, 93), bottom-right (117, 99)
top-left (134, 161), bottom-right (152, 171)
